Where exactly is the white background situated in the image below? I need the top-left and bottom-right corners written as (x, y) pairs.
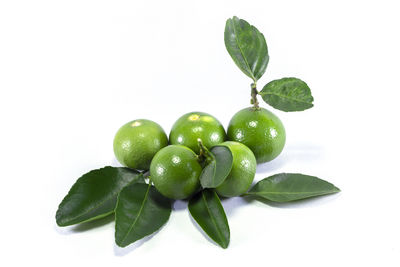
top-left (1, 0), bottom-right (399, 266)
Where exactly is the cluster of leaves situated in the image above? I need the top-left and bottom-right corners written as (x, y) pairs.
top-left (225, 16), bottom-right (314, 112)
top-left (56, 163), bottom-right (339, 249)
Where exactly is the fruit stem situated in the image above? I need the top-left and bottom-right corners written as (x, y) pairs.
top-left (251, 83), bottom-right (260, 110)
top-left (197, 139), bottom-right (212, 164)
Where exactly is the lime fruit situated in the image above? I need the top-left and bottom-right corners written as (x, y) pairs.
top-left (169, 112), bottom-right (226, 154)
top-left (150, 145), bottom-right (202, 199)
top-left (215, 141), bottom-right (256, 197)
top-left (113, 119), bottom-right (168, 170)
top-left (227, 107), bottom-right (285, 164)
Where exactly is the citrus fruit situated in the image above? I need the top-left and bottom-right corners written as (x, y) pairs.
top-left (227, 107), bottom-right (285, 163)
top-left (113, 119), bottom-right (168, 170)
top-left (215, 141), bottom-right (256, 197)
top-left (150, 145), bottom-right (202, 199)
top-left (169, 112), bottom-right (226, 154)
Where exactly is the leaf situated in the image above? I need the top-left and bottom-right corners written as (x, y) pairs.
top-left (188, 190), bottom-right (230, 248)
top-left (115, 183), bottom-right (171, 247)
top-left (225, 16), bottom-right (269, 81)
top-left (200, 146), bottom-right (233, 188)
top-left (245, 173), bottom-right (340, 202)
top-left (259, 77), bottom-right (314, 112)
top-left (56, 166), bottom-right (143, 227)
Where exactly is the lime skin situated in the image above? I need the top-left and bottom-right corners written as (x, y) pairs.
top-left (113, 119), bottom-right (168, 170)
top-left (150, 145), bottom-right (202, 200)
top-left (215, 141), bottom-right (257, 197)
top-left (227, 107), bottom-right (286, 164)
top-left (169, 112), bottom-right (226, 154)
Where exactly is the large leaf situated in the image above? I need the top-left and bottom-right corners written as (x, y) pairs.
top-left (245, 173), bottom-right (340, 202)
top-left (225, 16), bottom-right (269, 81)
top-left (56, 166), bottom-right (143, 226)
top-left (200, 146), bottom-right (233, 188)
top-left (189, 190), bottom-right (230, 248)
top-left (259, 77), bottom-right (314, 112)
top-left (115, 183), bottom-right (171, 247)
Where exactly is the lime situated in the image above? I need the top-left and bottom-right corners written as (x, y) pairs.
top-left (150, 145), bottom-right (202, 199)
top-left (227, 107), bottom-right (285, 163)
top-left (113, 119), bottom-right (168, 170)
top-left (169, 112), bottom-right (226, 154)
top-left (215, 141), bottom-right (256, 197)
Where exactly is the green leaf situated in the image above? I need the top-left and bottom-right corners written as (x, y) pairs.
top-left (56, 166), bottom-right (143, 227)
top-left (189, 190), bottom-right (230, 248)
top-left (259, 77), bottom-right (314, 112)
top-left (115, 183), bottom-right (171, 247)
top-left (245, 173), bottom-right (340, 202)
top-left (200, 146), bottom-right (233, 188)
top-left (224, 16), bottom-right (269, 81)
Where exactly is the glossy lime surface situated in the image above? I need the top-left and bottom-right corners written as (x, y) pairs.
top-left (169, 112), bottom-right (226, 154)
top-left (113, 119), bottom-right (168, 170)
top-left (227, 107), bottom-right (285, 163)
top-left (215, 141), bottom-right (256, 197)
top-left (150, 145), bottom-right (202, 199)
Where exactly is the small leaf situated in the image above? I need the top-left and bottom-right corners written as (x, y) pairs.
top-left (225, 16), bottom-right (269, 81)
top-left (200, 146), bottom-right (233, 188)
top-left (245, 173), bottom-right (340, 202)
top-left (189, 190), bottom-right (230, 248)
top-left (115, 183), bottom-right (171, 247)
top-left (56, 166), bottom-right (142, 227)
top-left (259, 77), bottom-right (314, 112)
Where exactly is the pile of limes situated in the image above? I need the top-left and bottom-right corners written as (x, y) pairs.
top-left (113, 109), bottom-right (285, 200)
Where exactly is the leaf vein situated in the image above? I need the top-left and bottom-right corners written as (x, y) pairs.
top-left (247, 190), bottom-right (337, 195)
top-left (260, 92), bottom-right (312, 104)
top-left (202, 192), bottom-right (225, 246)
top-left (230, 19), bottom-right (255, 81)
top-left (120, 183), bottom-right (151, 245)
top-left (63, 186), bottom-right (117, 224)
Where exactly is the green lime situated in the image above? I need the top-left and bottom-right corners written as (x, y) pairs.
top-left (113, 119), bottom-right (168, 170)
top-left (215, 141), bottom-right (256, 197)
top-left (169, 112), bottom-right (226, 154)
top-left (150, 145), bottom-right (202, 199)
top-left (227, 107), bottom-right (286, 164)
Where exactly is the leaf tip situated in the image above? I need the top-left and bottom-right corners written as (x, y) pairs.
top-left (225, 16), bottom-right (234, 25)
top-left (56, 219), bottom-right (65, 227)
top-left (115, 231), bottom-right (131, 248)
top-left (55, 210), bottom-right (68, 227)
top-left (333, 186), bottom-right (341, 193)
top-left (220, 242), bottom-right (229, 249)
top-left (115, 240), bottom-right (128, 248)
top-left (55, 220), bottom-right (66, 227)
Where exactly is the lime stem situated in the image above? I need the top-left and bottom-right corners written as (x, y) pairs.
top-left (197, 139), bottom-right (212, 164)
top-left (251, 83), bottom-right (260, 109)
top-left (197, 139), bottom-right (207, 162)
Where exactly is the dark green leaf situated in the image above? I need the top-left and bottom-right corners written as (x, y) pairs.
top-left (245, 173), bottom-right (340, 202)
top-left (115, 183), bottom-right (171, 247)
top-left (189, 190), bottom-right (230, 248)
top-left (259, 77), bottom-right (314, 112)
top-left (56, 166), bottom-right (142, 227)
top-left (225, 16), bottom-right (269, 81)
top-left (200, 146), bottom-right (233, 188)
